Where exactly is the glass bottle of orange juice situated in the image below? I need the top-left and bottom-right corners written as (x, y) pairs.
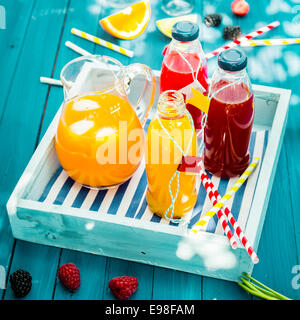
top-left (145, 90), bottom-right (198, 220)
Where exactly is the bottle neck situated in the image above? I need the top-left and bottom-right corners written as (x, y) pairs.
top-left (157, 90), bottom-right (186, 119)
top-left (217, 67), bottom-right (247, 80)
top-left (211, 67), bottom-right (252, 102)
top-left (171, 38), bottom-right (202, 53)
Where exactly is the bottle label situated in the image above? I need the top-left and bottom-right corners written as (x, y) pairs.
top-left (186, 87), bottom-right (211, 114)
top-left (179, 79), bottom-right (205, 100)
top-left (177, 155), bottom-right (203, 173)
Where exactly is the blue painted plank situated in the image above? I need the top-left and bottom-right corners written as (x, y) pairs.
top-left (102, 258), bottom-right (153, 300)
top-left (53, 249), bottom-right (107, 300)
top-left (270, 0), bottom-right (300, 301)
top-left (152, 267), bottom-right (202, 300)
top-left (0, 0), bottom-right (36, 299)
top-left (0, 0), bottom-right (36, 117)
top-left (202, 278), bottom-right (250, 300)
top-left (1, 0), bottom-right (70, 300)
top-left (240, 0), bottom-right (300, 301)
top-left (253, 145), bottom-right (300, 300)
top-left (0, 212), bottom-right (14, 299)
top-left (284, 107), bottom-right (300, 298)
top-left (4, 242), bottom-right (59, 300)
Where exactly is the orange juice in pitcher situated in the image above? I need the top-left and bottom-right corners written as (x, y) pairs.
top-left (145, 91), bottom-right (198, 219)
top-left (55, 93), bottom-right (144, 188)
top-left (55, 55), bottom-right (156, 189)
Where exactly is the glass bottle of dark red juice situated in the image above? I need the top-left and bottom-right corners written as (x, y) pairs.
top-left (204, 48), bottom-right (254, 178)
top-left (160, 21), bottom-right (208, 131)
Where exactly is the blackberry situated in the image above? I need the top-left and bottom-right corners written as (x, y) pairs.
top-left (204, 13), bottom-right (222, 27)
top-left (223, 25), bottom-right (242, 41)
top-left (9, 269), bottom-right (32, 298)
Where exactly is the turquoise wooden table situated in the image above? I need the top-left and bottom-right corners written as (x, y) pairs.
top-left (1, 0), bottom-right (300, 300)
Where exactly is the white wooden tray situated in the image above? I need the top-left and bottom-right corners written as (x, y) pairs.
top-left (6, 70), bottom-right (290, 282)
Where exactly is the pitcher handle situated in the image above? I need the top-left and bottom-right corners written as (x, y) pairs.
top-left (124, 63), bottom-right (156, 127)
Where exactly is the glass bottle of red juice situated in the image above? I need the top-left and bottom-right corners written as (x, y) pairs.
top-left (160, 21), bottom-right (208, 131)
top-left (204, 48), bottom-right (254, 178)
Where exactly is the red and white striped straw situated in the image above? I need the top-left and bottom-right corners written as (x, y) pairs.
top-left (192, 176), bottom-right (238, 249)
top-left (205, 20), bottom-right (280, 59)
top-left (198, 169), bottom-right (259, 264)
top-left (196, 181), bottom-right (239, 250)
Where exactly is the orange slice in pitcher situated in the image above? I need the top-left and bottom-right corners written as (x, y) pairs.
top-left (100, 0), bottom-right (151, 40)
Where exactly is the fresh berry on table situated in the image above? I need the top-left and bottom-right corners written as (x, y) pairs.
top-left (223, 25), bottom-right (242, 40)
top-left (204, 13), bottom-right (222, 27)
top-left (9, 269), bottom-right (32, 298)
top-left (109, 276), bottom-right (138, 300)
top-left (58, 263), bottom-right (80, 291)
top-left (231, 0), bottom-right (250, 16)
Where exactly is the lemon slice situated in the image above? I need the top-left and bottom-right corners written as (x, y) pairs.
top-left (156, 14), bottom-right (198, 38)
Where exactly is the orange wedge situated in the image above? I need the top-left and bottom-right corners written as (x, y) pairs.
top-left (100, 0), bottom-right (151, 40)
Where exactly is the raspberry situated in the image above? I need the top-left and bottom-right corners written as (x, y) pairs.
top-left (204, 14), bottom-right (222, 27)
top-left (109, 276), bottom-right (138, 300)
top-left (231, 0), bottom-right (250, 16)
top-left (9, 269), bottom-right (32, 298)
top-left (58, 263), bottom-right (80, 291)
top-left (223, 25), bottom-right (242, 41)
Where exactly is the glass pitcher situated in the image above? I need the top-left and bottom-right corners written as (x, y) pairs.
top-left (55, 55), bottom-right (156, 189)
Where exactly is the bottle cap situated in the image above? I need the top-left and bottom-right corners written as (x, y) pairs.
top-left (218, 48), bottom-right (247, 72)
top-left (171, 21), bottom-right (199, 42)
